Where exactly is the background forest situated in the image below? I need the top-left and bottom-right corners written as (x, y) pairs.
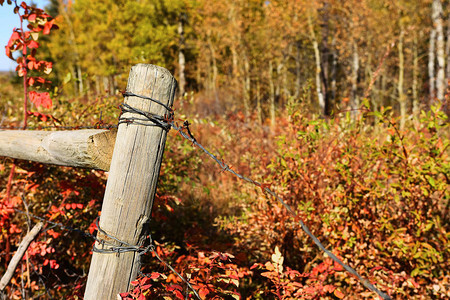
top-left (0, 0), bottom-right (449, 299)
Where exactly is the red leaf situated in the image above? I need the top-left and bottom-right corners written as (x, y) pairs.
top-left (28, 13), bottom-right (37, 21)
top-left (5, 47), bottom-right (12, 59)
top-left (28, 60), bottom-right (36, 70)
top-left (43, 19), bottom-right (55, 35)
top-left (28, 40), bottom-right (39, 49)
top-left (137, 294), bottom-right (145, 300)
top-left (7, 31), bottom-right (21, 47)
top-left (167, 284), bottom-right (182, 291)
top-left (28, 91), bottom-right (52, 109)
top-left (250, 263), bottom-right (260, 270)
top-left (173, 290), bottom-right (184, 300)
top-left (140, 284), bottom-right (151, 289)
top-left (199, 287), bottom-right (209, 299)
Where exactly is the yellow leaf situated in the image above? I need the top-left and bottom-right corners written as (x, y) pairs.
top-left (30, 32), bottom-right (39, 41)
top-left (334, 289), bottom-right (345, 299)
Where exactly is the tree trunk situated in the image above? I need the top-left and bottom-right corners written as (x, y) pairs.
top-left (256, 78), bottom-right (262, 124)
top-left (429, 20), bottom-right (437, 103)
top-left (242, 53), bottom-right (251, 116)
top-left (207, 34), bottom-right (220, 108)
top-left (412, 32), bottom-right (420, 118)
top-left (294, 41), bottom-right (302, 98)
top-left (307, 13), bottom-right (326, 115)
top-left (446, 13), bottom-right (450, 87)
top-left (276, 61), bottom-right (284, 105)
top-left (71, 65), bottom-right (78, 96)
top-left (398, 27), bottom-right (406, 130)
top-left (178, 13), bottom-right (186, 97)
top-left (320, 2), bottom-right (330, 114)
top-left (351, 42), bottom-right (359, 118)
top-left (331, 36), bottom-right (337, 103)
top-left (269, 60), bottom-right (276, 129)
top-left (433, 0), bottom-right (445, 103)
top-left (58, 0), bottom-right (83, 96)
top-left (77, 64), bottom-right (83, 95)
top-left (207, 35), bottom-right (218, 94)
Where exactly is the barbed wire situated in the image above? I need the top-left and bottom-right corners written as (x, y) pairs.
top-left (120, 91), bottom-right (392, 300)
top-left (8, 207), bottom-right (201, 299)
top-left (0, 90), bottom-right (391, 299)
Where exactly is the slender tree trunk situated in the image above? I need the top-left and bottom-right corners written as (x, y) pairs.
top-left (320, 2), bottom-right (330, 114)
top-left (242, 53), bottom-right (251, 116)
top-left (207, 34), bottom-right (220, 108)
top-left (381, 71), bottom-right (387, 107)
top-left (59, 0), bottom-right (83, 96)
top-left (446, 13), bottom-right (450, 87)
top-left (398, 27), bottom-right (406, 130)
top-left (229, 0), bottom-right (240, 91)
top-left (412, 32), bottom-right (420, 118)
top-left (429, 27), bottom-right (436, 103)
top-left (282, 60), bottom-right (290, 102)
top-left (351, 42), bottom-right (359, 118)
top-left (102, 76), bottom-right (108, 93)
top-left (71, 65), bottom-right (78, 96)
top-left (77, 64), bottom-right (83, 95)
top-left (331, 36), bottom-right (337, 103)
top-left (232, 48), bottom-right (238, 78)
top-left (307, 13), bottom-right (326, 115)
top-left (207, 35), bottom-right (218, 94)
top-left (276, 61), bottom-right (283, 103)
top-left (178, 13), bottom-right (186, 97)
top-left (433, 0), bottom-right (445, 103)
top-left (256, 78), bottom-right (262, 124)
top-left (269, 60), bottom-right (276, 129)
top-left (95, 76), bottom-right (101, 95)
top-left (294, 41), bottom-right (302, 98)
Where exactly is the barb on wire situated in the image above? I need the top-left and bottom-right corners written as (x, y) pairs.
top-left (118, 103), bottom-right (171, 131)
top-left (121, 91), bottom-right (392, 300)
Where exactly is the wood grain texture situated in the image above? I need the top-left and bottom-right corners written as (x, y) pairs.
top-left (84, 64), bottom-right (177, 300)
top-left (0, 129), bottom-right (116, 171)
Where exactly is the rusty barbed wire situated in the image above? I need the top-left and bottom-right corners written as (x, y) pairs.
top-left (120, 91), bottom-right (392, 300)
top-left (0, 90), bottom-right (391, 299)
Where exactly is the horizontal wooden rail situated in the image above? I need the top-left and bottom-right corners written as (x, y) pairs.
top-left (0, 129), bottom-right (116, 171)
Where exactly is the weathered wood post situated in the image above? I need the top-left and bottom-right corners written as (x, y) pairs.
top-left (84, 64), bottom-right (177, 299)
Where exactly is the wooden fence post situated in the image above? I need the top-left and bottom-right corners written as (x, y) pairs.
top-left (84, 64), bottom-right (177, 299)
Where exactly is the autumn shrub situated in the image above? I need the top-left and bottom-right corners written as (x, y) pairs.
top-left (1, 82), bottom-right (449, 300)
top-left (212, 104), bottom-right (449, 299)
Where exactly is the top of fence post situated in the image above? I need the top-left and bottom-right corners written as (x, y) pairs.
top-left (84, 64), bottom-right (177, 300)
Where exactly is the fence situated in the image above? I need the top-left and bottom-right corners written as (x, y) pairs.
top-left (0, 64), bottom-right (391, 300)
